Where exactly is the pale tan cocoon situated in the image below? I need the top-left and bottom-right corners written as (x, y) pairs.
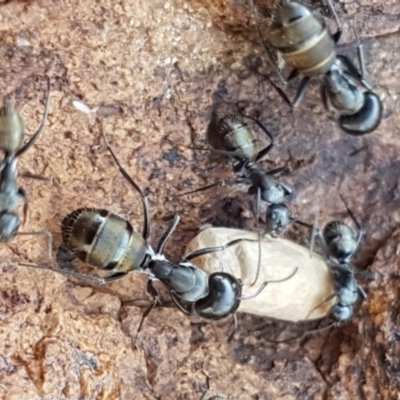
top-left (185, 227), bottom-right (336, 322)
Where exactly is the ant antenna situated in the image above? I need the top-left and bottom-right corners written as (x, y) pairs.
top-left (248, 231), bottom-right (262, 287)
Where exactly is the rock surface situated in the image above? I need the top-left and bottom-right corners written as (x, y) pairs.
top-left (0, 0), bottom-right (399, 399)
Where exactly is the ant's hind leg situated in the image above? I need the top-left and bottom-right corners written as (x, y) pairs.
top-left (227, 313), bottom-right (238, 342)
top-left (17, 229), bottom-right (53, 259)
top-left (325, 0), bottom-right (342, 43)
top-left (17, 261), bottom-right (111, 284)
top-left (137, 279), bottom-right (162, 333)
top-left (20, 172), bottom-right (53, 183)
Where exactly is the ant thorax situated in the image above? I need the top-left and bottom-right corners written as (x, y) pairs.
top-left (147, 253), bottom-right (210, 303)
top-left (323, 221), bottom-right (358, 263)
top-left (324, 63), bottom-right (365, 115)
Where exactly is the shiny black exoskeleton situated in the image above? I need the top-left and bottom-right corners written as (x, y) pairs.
top-left (171, 272), bottom-right (242, 320)
top-left (313, 195), bottom-right (363, 268)
top-left (265, 203), bottom-right (291, 236)
top-left (321, 220), bottom-right (362, 267)
top-left (329, 265), bottom-right (366, 322)
top-left (0, 77), bottom-right (50, 242)
top-left (258, 0), bottom-right (382, 135)
top-left (184, 113), bottom-right (292, 212)
top-left (309, 197), bottom-right (366, 328)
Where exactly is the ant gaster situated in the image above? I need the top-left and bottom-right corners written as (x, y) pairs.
top-left (257, 0), bottom-right (382, 135)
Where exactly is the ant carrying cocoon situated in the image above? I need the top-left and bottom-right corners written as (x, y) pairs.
top-left (18, 121), bottom-right (294, 333)
top-left (185, 226), bottom-right (336, 322)
top-left (266, 197), bottom-right (368, 342)
top-left (306, 196), bottom-right (367, 323)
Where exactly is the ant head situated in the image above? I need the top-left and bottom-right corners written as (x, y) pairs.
top-left (339, 91), bottom-right (382, 135)
top-left (323, 221), bottom-right (357, 263)
top-left (266, 203), bottom-right (290, 236)
top-left (194, 272), bottom-right (242, 320)
top-left (332, 303), bottom-right (353, 322)
top-left (0, 211), bottom-right (20, 242)
top-left (329, 237), bottom-right (356, 264)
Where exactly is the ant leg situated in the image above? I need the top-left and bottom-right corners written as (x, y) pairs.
top-left (254, 186), bottom-right (261, 221)
top-left (199, 374), bottom-right (210, 400)
top-left (292, 219), bottom-right (313, 229)
top-left (17, 188), bottom-right (28, 225)
top-left (227, 313), bottom-right (238, 342)
top-left (189, 146), bottom-right (250, 158)
top-left (339, 194), bottom-right (364, 255)
top-left (179, 179), bottom-right (245, 196)
top-left (280, 182), bottom-right (292, 196)
top-left (100, 124), bottom-right (151, 240)
top-left (325, 0), bottom-right (342, 43)
top-left (340, 194), bottom-right (361, 231)
top-left (15, 76), bottom-right (51, 157)
top-left (266, 322), bottom-right (337, 343)
top-left (317, 229), bottom-right (331, 260)
top-left (248, 0), bottom-right (256, 17)
top-left (137, 279), bottom-right (161, 332)
top-left (352, 14), bottom-right (370, 87)
top-left (320, 84), bottom-right (330, 112)
top-left (16, 261), bottom-right (120, 284)
top-left (306, 292), bottom-right (337, 319)
top-left (265, 165), bottom-right (289, 176)
top-left (293, 77), bottom-right (311, 107)
top-left (309, 221), bottom-right (319, 259)
top-left (183, 237), bottom-right (259, 262)
top-left (287, 69), bottom-right (299, 82)
top-left (56, 245), bottom-right (76, 264)
top-left (20, 172), bottom-right (52, 182)
top-left (337, 54), bottom-right (371, 91)
top-left (382, 97), bottom-right (400, 121)
top-left (241, 267), bottom-right (299, 300)
top-left (256, 25), bottom-right (287, 85)
top-left (249, 231), bottom-right (262, 287)
top-left (357, 285), bottom-right (367, 300)
top-left (101, 271), bottom-right (129, 282)
top-left (156, 215), bottom-right (180, 254)
top-left (259, 72), bottom-right (292, 108)
top-left (307, 216), bottom-right (325, 260)
top-left (170, 291), bottom-right (191, 315)
top-left (17, 229), bottom-right (53, 259)
top-left (331, 264), bottom-right (353, 274)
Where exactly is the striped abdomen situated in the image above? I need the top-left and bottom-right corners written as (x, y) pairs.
top-left (215, 115), bottom-right (258, 161)
top-left (61, 208), bottom-right (147, 272)
top-left (268, 2), bottom-right (336, 76)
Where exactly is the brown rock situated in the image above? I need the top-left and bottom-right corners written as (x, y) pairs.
top-left (0, 0), bottom-right (399, 399)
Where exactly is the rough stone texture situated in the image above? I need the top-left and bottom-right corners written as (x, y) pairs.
top-left (0, 0), bottom-right (399, 399)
